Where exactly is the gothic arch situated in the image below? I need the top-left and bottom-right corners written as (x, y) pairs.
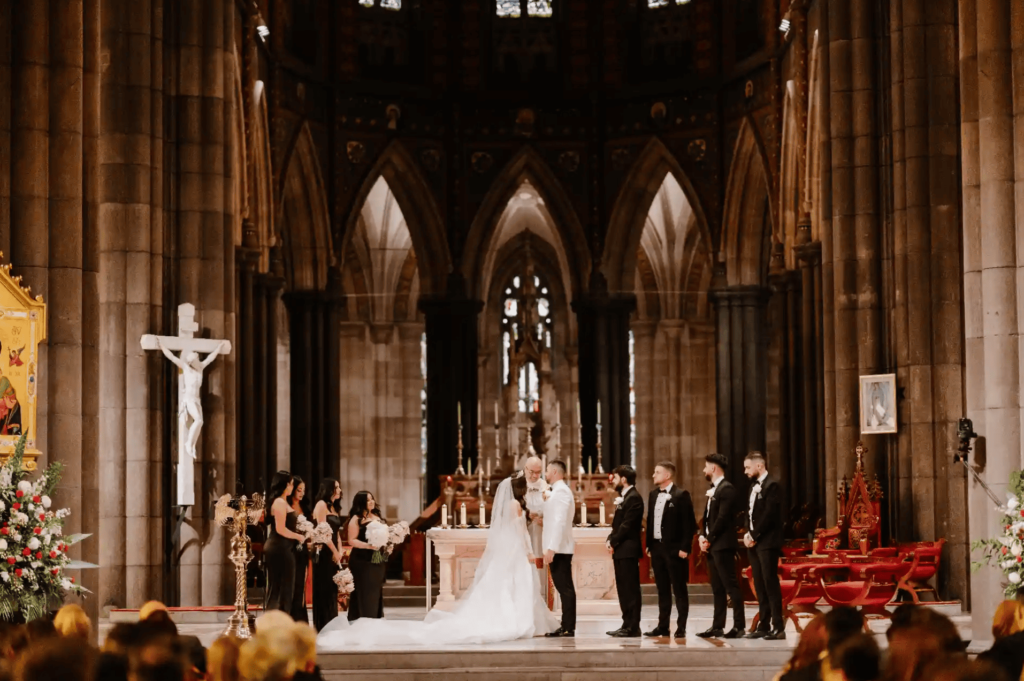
top-left (779, 81), bottom-right (801, 268)
top-left (278, 122), bottom-right (333, 291)
top-left (603, 137), bottom-right (712, 294)
top-left (462, 147), bottom-right (591, 301)
top-left (340, 141), bottom-right (449, 296)
top-left (721, 117), bottom-right (773, 287)
top-left (804, 30), bottom-right (823, 243)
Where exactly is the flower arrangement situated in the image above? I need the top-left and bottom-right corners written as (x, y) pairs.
top-left (972, 469), bottom-right (1024, 598)
top-left (366, 521), bottom-right (389, 564)
top-left (0, 433), bottom-right (89, 621)
top-left (332, 567), bottom-right (355, 596)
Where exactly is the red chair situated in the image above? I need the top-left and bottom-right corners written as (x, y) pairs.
top-left (744, 561), bottom-right (825, 633)
top-left (815, 562), bottom-right (911, 628)
top-left (894, 539), bottom-right (946, 603)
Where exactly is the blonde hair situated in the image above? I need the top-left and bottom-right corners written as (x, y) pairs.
top-left (992, 600), bottom-right (1024, 640)
top-left (238, 615), bottom-right (317, 681)
top-left (139, 600), bottom-right (168, 621)
top-left (53, 604), bottom-right (92, 640)
top-left (293, 623), bottom-right (317, 672)
top-left (207, 636), bottom-right (242, 681)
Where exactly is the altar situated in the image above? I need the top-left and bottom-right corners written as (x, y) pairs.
top-left (425, 526), bottom-right (621, 616)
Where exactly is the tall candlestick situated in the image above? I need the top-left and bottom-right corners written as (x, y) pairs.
top-left (487, 459), bottom-right (491, 477)
top-left (597, 399), bottom-right (601, 424)
top-left (556, 401), bottom-right (561, 427)
top-left (494, 400), bottom-right (498, 424)
top-left (480, 502), bottom-right (487, 527)
top-left (441, 504), bottom-right (448, 527)
top-left (477, 400), bottom-right (481, 426)
top-left (588, 458), bottom-right (592, 475)
top-left (599, 501), bottom-right (606, 526)
top-left (457, 401), bottom-right (462, 426)
top-left (468, 458), bottom-right (473, 477)
top-left (580, 501), bottom-right (587, 526)
top-left (460, 502), bottom-right (467, 527)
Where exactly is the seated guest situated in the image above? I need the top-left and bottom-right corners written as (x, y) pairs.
top-left (207, 636), bottom-right (242, 681)
top-left (773, 615), bottom-right (827, 681)
top-left (978, 600), bottom-right (1024, 681)
top-left (25, 617), bottom-right (56, 643)
top-left (920, 656), bottom-right (1010, 681)
top-left (15, 637), bottom-right (97, 681)
top-left (94, 652), bottom-right (129, 681)
top-left (53, 604), bottom-right (92, 640)
top-left (834, 633), bottom-right (880, 681)
top-left (102, 623), bottom-right (140, 655)
top-left (139, 600), bottom-right (169, 621)
top-left (887, 609), bottom-right (965, 681)
top-left (778, 607), bottom-right (864, 681)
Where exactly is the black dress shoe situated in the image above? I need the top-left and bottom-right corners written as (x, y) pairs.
top-left (644, 627), bottom-right (670, 637)
top-left (744, 629), bottom-right (769, 639)
top-left (547, 628), bottom-right (574, 637)
top-left (606, 628), bottom-right (625, 636)
top-left (612, 628), bottom-right (642, 638)
top-left (722, 628), bottom-right (744, 639)
top-left (545, 627), bottom-right (566, 637)
top-left (765, 629), bottom-right (787, 640)
top-left (696, 628), bottom-right (725, 638)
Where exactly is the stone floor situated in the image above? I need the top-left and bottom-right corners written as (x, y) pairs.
top-left (99, 603), bottom-right (974, 680)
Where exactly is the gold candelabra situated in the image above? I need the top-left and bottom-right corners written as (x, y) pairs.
top-left (596, 420), bottom-right (605, 474)
top-left (215, 493), bottom-right (265, 640)
top-left (455, 421), bottom-right (466, 476)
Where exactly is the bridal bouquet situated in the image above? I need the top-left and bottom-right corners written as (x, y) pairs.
top-left (366, 520), bottom-right (390, 563)
top-left (332, 567), bottom-right (355, 596)
top-left (309, 522), bottom-right (335, 559)
top-left (972, 469), bottom-right (1024, 597)
top-left (0, 434), bottom-right (91, 621)
top-left (295, 515), bottom-right (315, 537)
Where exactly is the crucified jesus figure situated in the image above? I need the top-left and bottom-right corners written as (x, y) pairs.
top-left (157, 338), bottom-right (229, 461)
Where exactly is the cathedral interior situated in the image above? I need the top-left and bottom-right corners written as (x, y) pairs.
top-left (0, 0), bottom-right (1017, 635)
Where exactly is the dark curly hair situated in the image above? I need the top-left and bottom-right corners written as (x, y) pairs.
top-left (510, 475), bottom-right (530, 521)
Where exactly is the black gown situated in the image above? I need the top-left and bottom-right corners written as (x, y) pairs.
top-left (312, 514), bottom-right (344, 632)
top-left (291, 525), bottom-right (310, 623)
top-left (263, 509), bottom-right (298, 616)
top-left (347, 518), bottom-right (385, 621)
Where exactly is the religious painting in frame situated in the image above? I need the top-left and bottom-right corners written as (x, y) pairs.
top-left (0, 258), bottom-right (46, 469)
top-left (859, 373), bottom-right (897, 435)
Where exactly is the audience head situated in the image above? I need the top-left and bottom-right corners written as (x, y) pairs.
top-left (703, 453), bottom-right (728, 480)
top-left (743, 451), bottom-right (767, 479)
top-left (824, 606), bottom-right (865, 657)
top-left (524, 456), bottom-right (543, 484)
top-left (546, 460), bottom-right (567, 482)
top-left (53, 604), bottom-right (91, 640)
top-left (0, 623), bottom-right (28, 664)
top-left (315, 478), bottom-right (343, 514)
top-left (919, 656), bottom-right (1009, 681)
top-left (139, 601), bottom-right (169, 622)
top-left (991, 599), bottom-right (1024, 640)
top-left (834, 633), bottom-right (880, 681)
top-left (886, 609), bottom-right (964, 681)
top-left (611, 465), bottom-right (636, 491)
top-left (652, 461), bottom-right (675, 488)
top-left (207, 636), bottom-right (241, 681)
top-left (292, 623), bottom-right (317, 674)
top-left (25, 617), bottom-right (56, 644)
top-left (886, 602), bottom-right (917, 642)
top-left (268, 470), bottom-right (293, 502)
top-left (786, 614), bottom-right (828, 672)
top-left (15, 636), bottom-right (96, 681)
top-left (94, 652), bottom-right (129, 681)
top-left (137, 609), bottom-right (178, 643)
top-left (102, 623), bottom-right (140, 655)
top-left (348, 491), bottom-right (377, 519)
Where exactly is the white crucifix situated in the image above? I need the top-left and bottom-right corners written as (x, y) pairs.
top-left (141, 303), bottom-right (231, 507)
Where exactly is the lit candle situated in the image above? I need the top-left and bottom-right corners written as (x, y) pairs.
top-left (441, 504), bottom-right (448, 527)
top-left (468, 458), bottom-right (473, 476)
top-left (580, 501), bottom-right (587, 526)
top-left (461, 502), bottom-right (467, 527)
top-left (556, 401), bottom-right (561, 426)
top-left (478, 400), bottom-right (481, 426)
top-left (458, 401), bottom-right (462, 426)
top-left (494, 400), bottom-right (499, 425)
top-left (480, 503), bottom-right (486, 527)
top-left (597, 399), bottom-right (601, 425)
top-left (588, 458), bottom-right (593, 475)
top-left (576, 399), bottom-right (581, 425)
top-left (478, 462), bottom-right (483, 488)
top-left (487, 459), bottom-right (491, 477)
top-left (567, 453), bottom-right (572, 474)
top-left (599, 501), bottom-right (606, 526)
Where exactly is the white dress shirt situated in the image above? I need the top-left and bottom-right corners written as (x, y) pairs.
top-left (748, 471), bottom-right (768, 530)
top-left (542, 479), bottom-right (575, 555)
top-left (653, 483), bottom-right (673, 540)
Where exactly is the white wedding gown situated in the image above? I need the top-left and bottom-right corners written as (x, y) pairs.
top-left (317, 477), bottom-right (558, 649)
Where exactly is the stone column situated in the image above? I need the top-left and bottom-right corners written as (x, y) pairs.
top-left (795, 239), bottom-right (824, 513)
top-left (710, 285), bottom-right (770, 475)
top-left (631, 320), bottom-right (656, 491)
top-left (419, 285), bottom-right (482, 502)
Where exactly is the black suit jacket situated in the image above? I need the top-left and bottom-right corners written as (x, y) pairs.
top-left (747, 475), bottom-right (784, 550)
top-left (645, 484), bottom-right (697, 556)
top-left (703, 479), bottom-right (740, 551)
top-left (607, 487), bottom-right (644, 559)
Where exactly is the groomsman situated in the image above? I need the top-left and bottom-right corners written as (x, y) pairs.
top-left (742, 451), bottom-right (785, 639)
top-left (697, 453), bottom-right (745, 639)
top-left (605, 465), bottom-right (644, 637)
top-left (644, 461), bottom-right (697, 640)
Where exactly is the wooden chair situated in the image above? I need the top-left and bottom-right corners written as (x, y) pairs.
top-left (813, 442), bottom-right (883, 555)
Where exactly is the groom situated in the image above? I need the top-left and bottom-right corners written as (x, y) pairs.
top-left (542, 459), bottom-right (576, 637)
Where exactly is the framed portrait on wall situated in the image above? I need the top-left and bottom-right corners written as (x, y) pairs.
top-left (859, 374), bottom-right (897, 435)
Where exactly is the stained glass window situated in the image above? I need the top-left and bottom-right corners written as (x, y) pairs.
top-left (629, 330), bottom-right (636, 468)
top-left (501, 269), bottom-right (554, 385)
top-left (519, 363), bottom-right (539, 412)
top-left (648, 0), bottom-right (690, 6)
top-left (497, 0), bottom-right (521, 17)
top-left (380, 0), bottom-right (401, 8)
top-left (498, 0), bottom-right (553, 17)
top-left (359, 0), bottom-right (374, 6)
top-left (527, 0), bottom-right (553, 16)
top-left (502, 331), bottom-right (511, 384)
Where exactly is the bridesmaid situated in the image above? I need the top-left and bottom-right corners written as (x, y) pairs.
top-left (346, 491), bottom-right (386, 621)
top-left (288, 476), bottom-right (310, 623)
top-left (263, 471), bottom-right (305, 615)
top-left (311, 478), bottom-right (344, 631)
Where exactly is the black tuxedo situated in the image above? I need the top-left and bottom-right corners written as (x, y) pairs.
top-left (747, 474), bottom-right (784, 631)
top-left (646, 484), bottom-right (697, 634)
top-left (607, 487), bottom-right (643, 630)
top-left (702, 479), bottom-right (745, 631)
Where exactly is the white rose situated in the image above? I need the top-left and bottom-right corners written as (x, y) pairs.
top-left (27, 538), bottom-right (39, 551)
top-left (1009, 497), bottom-right (1020, 510)
top-left (29, 561), bottom-right (39, 569)
top-left (40, 496), bottom-right (50, 509)
top-left (0, 501), bottom-right (6, 512)
top-left (16, 482), bottom-right (30, 494)
top-left (1, 573), bottom-right (9, 583)
top-left (60, 578), bottom-right (71, 590)
top-left (0, 539), bottom-right (8, 551)
top-left (26, 504), bottom-right (33, 513)
top-left (1010, 572), bottom-right (1022, 585)
top-left (1004, 559), bottom-right (1018, 569)
top-left (1013, 544), bottom-right (1022, 557)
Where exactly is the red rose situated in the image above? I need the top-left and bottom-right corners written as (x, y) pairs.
top-left (21, 548), bottom-right (30, 557)
top-left (51, 568), bottom-right (58, 575)
top-left (2, 529), bottom-right (10, 536)
top-left (35, 552), bottom-right (41, 560)
top-left (15, 491), bottom-right (22, 499)
top-left (15, 569), bottom-right (22, 577)
top-left (12, 503), bottom-right (20, 511)
top-left (38, 514), bottom-right (44, 522)
top-left (1020, 510), bottom-right (1024, 518)
top-left (32, 528), bottom-right (41, 535)
top-left (48, 551), bottom-right (56, 559)
top-left (1018, 556), bottom-right (1023, 563)
top-left (5, 558), bottom-right (14, 565)
top-left (31, 496), bottom-right (39, 503)
top-left (1004, 547), bottom-right (1010, 555)
top-left (70, 577), bottom-right (75, 584)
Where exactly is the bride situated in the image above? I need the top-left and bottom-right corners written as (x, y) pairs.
top-left (317, 475), bottom-right (558, 648)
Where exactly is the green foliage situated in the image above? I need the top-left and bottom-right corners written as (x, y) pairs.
top-left (971, 469), bottom-right (1024, 599)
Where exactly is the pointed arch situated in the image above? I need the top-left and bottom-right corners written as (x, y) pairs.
top-left (603, 137), bottom-right (712, 294)
top-left (462, 147), bottom-right (590, 300)
top-left (721, 117), bottom-right (773, 287)
top-left (804, 29), bottom-right (823, 243)
top-left (278, 122), bottom-right (333, 291)
top-left (340, 141), bottom-right (450, 296)
top-left (779, 81), bottom-right (801, 268)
